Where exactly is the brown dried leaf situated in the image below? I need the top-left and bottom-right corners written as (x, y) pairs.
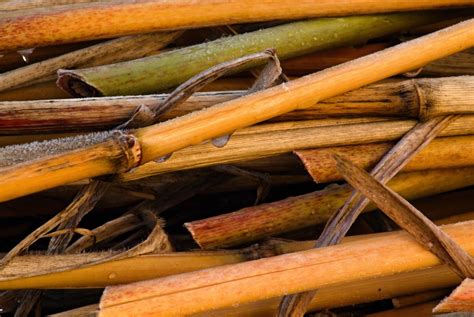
top-left (0, 181), bottom-right (107, 268)
top-left (118, 49), bottom-right (282, 129)
top-left (42, 228), bottom-right (95, 239)
top-left (335, 155), bottom-right (474, 278)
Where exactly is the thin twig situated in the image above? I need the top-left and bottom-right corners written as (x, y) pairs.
top-left (0, 181), bottom-right (107, 268)
top-left (335, 155), bottom-right (474, 278)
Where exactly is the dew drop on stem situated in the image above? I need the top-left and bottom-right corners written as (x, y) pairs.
top-left (155, 152), bottom-right (173, 163)
top-left (211, 133), bottom-right (232, 148)
top-left (17, 48), bottom-right (35, 63)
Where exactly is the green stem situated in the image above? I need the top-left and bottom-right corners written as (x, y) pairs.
top-left (58, 11), bottom-right (452, 96)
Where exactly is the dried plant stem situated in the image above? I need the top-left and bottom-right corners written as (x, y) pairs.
top-left (198, 270), bottom-right (456, 316)
top-left (0, 91), bottom-right (238, 133)
top-left (296, 135), bottom-right (474, 183)
top-left (1, 212), bottom-right (470, 290)
top-left (13, 289), bottom-right (41, 317)
top-left (0, 213), bottom-right (468, 290)
top-left (278, 116), bottom-right (457, 316)
top-left (186, 167), bottom-right (474, 249)
top-left (335, 156), bottom-right (474, 277)
top-left (0, 20), bottom-right (473, 203)
top-left (67, 172), bottom-right (224, 253)
top-left (0, 32), bottom-right (180, 92)
top-left (22, 270), bottom-right (464, 317)
top-left (2, 3), bottom-right (467, 50)
top-left (98, 221), bottom-right (474, 316)
top-left (121, 116), bottom-right (474, 182)
top-left (0, 181), bottom-right (107, 268)
top-left (3, 76), bottom-right (474, 134)
top-left (65, 214), bottom-right (142, 253)
top-left (57, 12), bottom-right (450, 96)
top-left (0, 250), bottom-right (254, 289)
top-left (433, 278), bottom-right (474, 313)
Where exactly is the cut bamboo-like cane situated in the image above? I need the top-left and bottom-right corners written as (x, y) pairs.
top-left (433, 278), bottom-right (474, 313)
top-left (0, 91), bottom-right (239, 133)
top-left (1, 2), bottom-right (469, 50)
top-left (0, 250), bottom-right (253, 289)
top-left (57, 12), bottom-right (451, 96)
top-left (0, 20), bottom-right (473, 203)
top-left (120, 116), bottom-right (474, 182)
top-left (296, 135), bottom-right (474, 183)
top-left (98, 221), bottom-right (474, 316)
top-left (201, 267), bottom-right (452, 317)
top-left (12, 271), bottom-right (460, 317)
top-left (185, 167), bottom-right (474, 249)
top-left (24, 272), bottom-right (461, 317)
top-left (0, 32), bottom-right (180, 92)
top-left (3, 76), bottom-right (474, 134)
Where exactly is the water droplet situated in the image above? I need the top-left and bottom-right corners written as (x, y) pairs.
top-left (17, 48), bottom-right (35, 63)
top-left (211, 133), bottom-right (232, 148)
top-left (108, 272), bottom-right (117, 279)
top-left (155, 153), bottom-right (173, 163)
